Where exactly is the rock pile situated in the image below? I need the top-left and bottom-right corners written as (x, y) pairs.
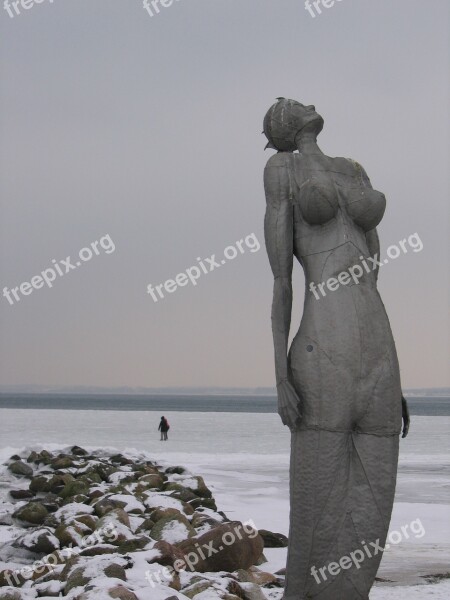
top-left (0, 447), bottom-right (285, 600)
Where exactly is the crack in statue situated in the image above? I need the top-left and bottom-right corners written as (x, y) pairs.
top-left (263, 98), bottom-right (410, 600)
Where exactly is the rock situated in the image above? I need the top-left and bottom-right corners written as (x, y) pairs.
top-left (146, 541), bottom-right (186, 568)
top-left (182, 580), bottom-right (214, 598)
top-left (51, 455), bottom-right (74, 470)
top-left (238, 583), bottom-right (268, 600)
top-left (15, 527), bottom-right (60, 554)
top-left (104, 563), bottom-right (127, 581)
top-left (29, 476), bottom-right (51, 493)
top-left (8, 460), bottom-right (33, 478)
top-left (34, 579), bottom-right (62, 596)
top-left (150, 507), bottom-right (182, 523)
top-left (235, 568), bottom-right (277, 586)
top-left (59, 480), bottom-right (89, 499)
top-left (94, 497), bottom-right (123, 518)
top-left (55, 523), bottom-right (85, 547)
top-left (97, 508), bottom-right (130, 529)
top-left (191, 514), bottom-right (222, 531)
top-left (78, 545), bottom-right (117, 557)
top-left (254, 553), bottom-right (268, 566)
top-left (136, 517), bottom-right (155, 534)
top-left (108, 586), bottom-right (138, 600)
top-left (13, 502), bottom-right (48, 526)
top-left (138, 474), bottom-right (164, 489)
top-left (178, 522), bottom-right (264, 573)
top-left (150, 514), bottom-right (196, 544)
top-left (9, 489), bottom-right (34, 500)
top-left (164, 482), bottom-right (196, 498)
top-left (110, 454), bottom-right (134, 466)
top-left (184, 476), bottom-right (212, 499)
top-left (0, 590), bottom-right (21, 600)
top-left (226, 580), bottom-right (246, 598)
top-left (71, 446), bottom-right (88, 456)
top-left (27, 450), bottom-right (40, 463)
top-left (73, 514), bottom-right (97, 532)
top-left (165, 466), bottom-right (186, 475)
top-left (64, 566), bottom-right (90, 594)
top-left (258, 530), bottom-right (288, 548)
top-left (117, 536), bottom-right (150, 554)
top-left (188, 497), bottom-right (218, 511)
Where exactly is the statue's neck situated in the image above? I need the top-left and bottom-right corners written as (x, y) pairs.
top-left (295, 132), bottom-right (323, 156)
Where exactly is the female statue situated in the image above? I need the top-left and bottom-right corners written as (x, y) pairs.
top-left (263, 98), bottom-right (409, 599)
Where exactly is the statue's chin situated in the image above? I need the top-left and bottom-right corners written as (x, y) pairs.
top-left (300, 114), bottom-right (324, 137)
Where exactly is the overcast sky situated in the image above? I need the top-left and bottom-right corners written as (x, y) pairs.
top-left (0, 0), bottom-right (448, 391)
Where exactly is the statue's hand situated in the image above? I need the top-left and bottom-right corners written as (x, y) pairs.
top-left (401, 395), bottom-right (410, 438)
top-left (277, 379), bottom-right (303, 431)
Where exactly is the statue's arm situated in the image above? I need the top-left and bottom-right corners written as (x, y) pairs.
top-left (264, 153), bottom-right (301, 429)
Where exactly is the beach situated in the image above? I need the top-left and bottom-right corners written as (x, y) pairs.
top-left (1, 408), bottom-right (449, 597)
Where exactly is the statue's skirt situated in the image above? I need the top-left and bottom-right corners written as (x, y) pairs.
top-left (284, 427), bottom-right (399, 600)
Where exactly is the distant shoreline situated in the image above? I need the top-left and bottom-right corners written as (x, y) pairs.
top-left (0, 393), bottom-right (449, 416)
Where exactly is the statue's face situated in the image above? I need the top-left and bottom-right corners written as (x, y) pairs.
top-left (263, 99), bottom-right (324, 151)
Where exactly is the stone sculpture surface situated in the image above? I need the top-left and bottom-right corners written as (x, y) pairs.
top-left (263, 98), bottom-right (410, 599)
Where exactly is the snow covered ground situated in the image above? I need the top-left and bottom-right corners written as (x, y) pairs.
top-left (1, 409), bottom-right (449, 598)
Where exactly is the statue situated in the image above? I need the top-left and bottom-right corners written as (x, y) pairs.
top-left (263, 98), bottom-right (410, 599)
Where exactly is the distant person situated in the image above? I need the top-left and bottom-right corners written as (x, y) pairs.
top-left (158, 416), bottom-right (170, 441)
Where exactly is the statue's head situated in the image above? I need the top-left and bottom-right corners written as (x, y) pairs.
top-left (263, 98), bottom-right (324, 151)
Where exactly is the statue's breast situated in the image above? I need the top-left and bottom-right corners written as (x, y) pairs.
top-left (337, 183), bottom-right (386, 232)
top-left (295, 178), bottom-right (339, 226)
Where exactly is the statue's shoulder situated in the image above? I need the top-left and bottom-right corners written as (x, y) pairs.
top-left (264, 151), bottom-right (293, 171)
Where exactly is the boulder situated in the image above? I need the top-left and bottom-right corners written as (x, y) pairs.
top-left (0, 590), bottom-right (21, 600)
top-left (9, 489), bottom-right (34, 500)
top-left (51, 455), bottom-right (74, 470)
top-left (150, 507), bottom-right (182, 523)
top-left (138, 474), bottom-right (164, 489)
top-left (235, 568), bottom-right (277, 586)
top-left (64, 566), bottom-right (90, 594)
top-left (182, 580), bottom-right (214, 598)
top-left (177, 522), bottom-right (264, 573)
top-left (103, 563), bottom-right (127, 581)
top-left (136, 517), bottom-right (155, 534)
top-left (8, 461), bottom-right (33, 478)
top-left (108, 586), bottom-right (139, 600)
top-left (117, 536), bottom-right (151, 554)
top-left (150, 515), bottom-right (196, 544)
top-left (165, 466), bottom-right (186, 475)
top-left (257, 530), bottom-right (288, 548)
top-left (59, 480), bottom-right (89, 499)
top-left (13, 502), bottom-right (48, 526)
top-left (146, 540), bottom-right (186, 568)
top-left (70, 446), bottom-right (88, 456)
top-left (184, 476), bottom-right (212, 499)
top-left (14, 527), bottom-right (60, 554)
top-left (238, 583), bottom-right (268, 600)
top-left (188, 497), bottom-right (217, 511)
top-left (55, 523), bottom-right (85, 547)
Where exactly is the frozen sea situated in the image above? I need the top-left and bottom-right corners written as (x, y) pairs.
top-left (1, 408), bottom-right (449, 598)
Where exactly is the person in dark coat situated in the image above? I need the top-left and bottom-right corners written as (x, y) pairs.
top-left (158, 416), bottom-right (169, 441)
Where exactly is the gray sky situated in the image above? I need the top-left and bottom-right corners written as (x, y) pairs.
top-left (0, 0), bottom-right (449, 390)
